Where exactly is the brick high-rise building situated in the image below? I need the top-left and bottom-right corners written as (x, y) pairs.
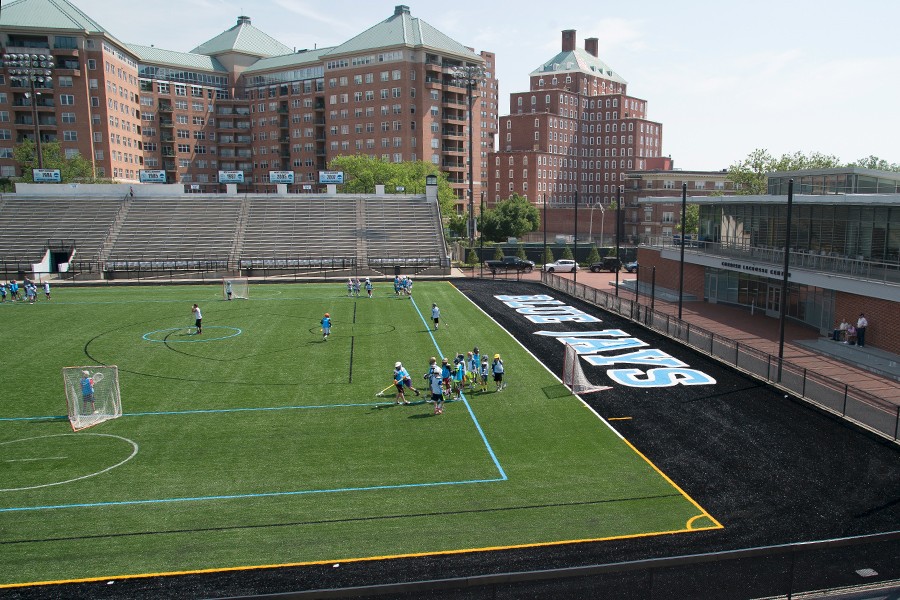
top-left (0, 2), bottom-right (497, 209)
top-left (489, 29), bottom-right (669, 237)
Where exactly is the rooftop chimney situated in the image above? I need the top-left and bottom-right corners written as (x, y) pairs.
top-left (237, 15), bottom-right (251, 26)
top-left (394, 5), bottom-right (410, 16)
top-left (562, 30), bottom-right (576, 52)
top-left (585, 37), bottom-right (598, 57)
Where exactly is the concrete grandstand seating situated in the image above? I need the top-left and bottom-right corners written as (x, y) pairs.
top-left (105, 198), bottom-right (242, 264)
top-left (0, 197), bottom-right (123, 262)
top-left (2, 193), bottom-right (448, 276)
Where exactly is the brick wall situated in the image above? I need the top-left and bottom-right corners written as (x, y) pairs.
top-left (637, 248), bottom-right (704, 299)
top-left (835, 293), bottom-right (898, 354)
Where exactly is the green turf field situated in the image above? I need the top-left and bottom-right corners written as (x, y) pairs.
top-left (0, 281), bottom-right (720, 588)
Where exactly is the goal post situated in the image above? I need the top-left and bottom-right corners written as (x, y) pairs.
top-left (223, 277), bottom-right (249, 300)
top-left (562, 343), bottom-right (611, 395)
top-left (62, 366), bottom-right (122, 431)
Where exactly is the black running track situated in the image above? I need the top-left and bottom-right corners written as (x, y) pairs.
top-left (10, 279), bottom-right (900, 600)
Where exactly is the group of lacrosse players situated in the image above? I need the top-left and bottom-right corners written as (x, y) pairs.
top-left (393, 275), bottom-right (413, 296)
top-left (345, 277), bottom-right (374, 298)
top-left (0, 278), bottom-right (49, 304)
top-left (386, 347), bottom-right (507, 415)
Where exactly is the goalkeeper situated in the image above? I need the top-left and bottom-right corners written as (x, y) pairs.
top-left (80, 370), bottom-right (96, 414)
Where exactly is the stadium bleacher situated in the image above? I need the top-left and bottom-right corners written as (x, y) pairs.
top-left (0, 193), bottom-right (449, 278)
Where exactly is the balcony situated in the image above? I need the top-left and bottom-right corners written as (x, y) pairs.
top-left (645, 237), bottom-right (900, 287)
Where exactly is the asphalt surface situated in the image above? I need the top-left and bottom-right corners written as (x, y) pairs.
top-left (6, 279), bottom-right (900, 600)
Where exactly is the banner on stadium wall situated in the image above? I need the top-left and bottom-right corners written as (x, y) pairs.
top-left (139, 169), bottom-right (167, 183)
top-left (218, 170), bottom-right (245, 184)
top-left (32, 169), bottom-right (61, 183)
top-left (269, 171), bottom-right (295, 184)
top-left (318, 171), bottom-right (344, 184)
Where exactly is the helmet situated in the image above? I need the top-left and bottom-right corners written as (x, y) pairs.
top-left (442, 357), bottom-right (448, 363)
top-left (432, 303), bottom-right (436, 307)
top-left (395, 361), bottom-right (402, 368)
top-left (494, 354), bottom-right (500, 359)
top-left (473, 346), bottom-right (479, 353)
top-left (324, 313), bottom-right (330, 317)
top-left (82, 370), bottom-right (90, 376)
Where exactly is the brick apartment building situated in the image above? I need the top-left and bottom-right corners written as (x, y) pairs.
top-left (489, 29), bottom-right (671, 241)
top-left (0, 2), bottom-right (498, 210)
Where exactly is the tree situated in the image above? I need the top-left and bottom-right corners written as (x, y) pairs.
top-left (447, 213), bottom-right (468, 239)
top-left (328, 155), bottom-right (457, 217)
top-left (13, 140), bottom-right (97, 183)
top-left (584, 244), bottom-right (601, 266)
top-left (466, 248), bottom-right (479, 265)
top-left (515, 243), bottom-right (527, 260)
top-left (543, 246), bottom-right (554, 265)
top-left (559, 245), bottom-right (573, 260)
top-left (676, 204), bottom-right (699, 235)
top-left (492, 246), bottom-right (505, 260)
top-left (479, 193), bottom-right (540, 242)
top-left (727, 149), bottom-right (842, 195)
top-left (848, 155), bottom-right (900, 172)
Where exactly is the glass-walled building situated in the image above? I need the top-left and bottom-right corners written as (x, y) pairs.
top-left (639, 168), bottom-right (900, 353)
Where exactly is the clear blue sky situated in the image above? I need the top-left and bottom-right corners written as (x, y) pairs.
top-left (75, 0), bottom-right (900, 170)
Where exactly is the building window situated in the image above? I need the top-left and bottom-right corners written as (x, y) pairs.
top-left (63, 131), bottom-right (77, 141)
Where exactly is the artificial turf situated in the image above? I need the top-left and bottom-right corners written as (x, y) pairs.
top-left (0, 281), bottom-right (717, 590)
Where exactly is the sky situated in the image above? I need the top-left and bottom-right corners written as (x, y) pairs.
top-left (66, 0), bottom-right (900, 171)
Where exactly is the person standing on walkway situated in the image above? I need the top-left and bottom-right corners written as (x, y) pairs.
top-left (856, 313), bottom-right (868, 348)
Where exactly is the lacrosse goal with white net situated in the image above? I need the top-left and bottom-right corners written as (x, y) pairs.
top-left (62, 366), bottom-right (122, 431)
top-left (223, 277), bottom-right (249, 300)
top-left (562, 343), bottom-right (611, 395)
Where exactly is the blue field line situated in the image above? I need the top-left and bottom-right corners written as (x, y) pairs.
top-left (409, 296), bottom-right (508, 482)
top-left (0, 475), bottom-right (507, 513)
top-left (0, 401), bottom-right (420, 422)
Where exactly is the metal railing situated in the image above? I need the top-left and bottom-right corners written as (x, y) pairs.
top-left (644, 237), bottom-right (900, 286)
top-left (543, 272), bottom-right (900, 444)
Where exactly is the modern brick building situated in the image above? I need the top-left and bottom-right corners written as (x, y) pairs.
top-left (0, 2), bottom-right (498, 209)
top-left (489, 29), bottom-right (669, 240)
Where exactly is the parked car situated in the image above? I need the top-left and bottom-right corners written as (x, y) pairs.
top-left (543, 259), bottom-right (579, 273)
top-left (624, 261), bottom-right (639, 273)
top-left (484, 256), bottom-right (535, 274)
top-left (589, 257), bottom-right (621, 272)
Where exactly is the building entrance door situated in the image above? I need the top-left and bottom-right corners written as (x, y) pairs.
top-left (706, 271), bottom-right (718, 303)
top-left (766, 284), bottom-right (782, 318)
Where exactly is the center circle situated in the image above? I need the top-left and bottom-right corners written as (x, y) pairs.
top-left (142, 325), bottom-right (242, 343)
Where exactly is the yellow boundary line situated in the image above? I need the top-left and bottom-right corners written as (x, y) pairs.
top-left (1, 520), bottom-right (723, 590)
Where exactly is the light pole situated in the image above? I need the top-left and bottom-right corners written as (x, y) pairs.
top-left (599, 203), bottom-right (606, 249)
top-left (451, 64), bottom-right (486, 248)
top-left (3, 53), bottom-right (54, 171)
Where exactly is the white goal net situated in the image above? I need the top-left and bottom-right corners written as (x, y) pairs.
top-left (62, 366), bottom-right (122, 431)
top-left (562, 343), bottom-right (611, 395)
top-left (223, 277), bottom-right (249, 300)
